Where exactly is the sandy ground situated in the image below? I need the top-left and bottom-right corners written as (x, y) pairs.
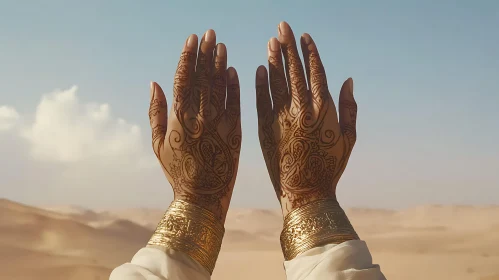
top-left (1, 198), bottom-right (499, 280)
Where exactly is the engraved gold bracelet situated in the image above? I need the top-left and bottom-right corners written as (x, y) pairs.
top-left (280, 198), bottom-right (359, 261)
top-left (147, 200), bottom-right (225, 275)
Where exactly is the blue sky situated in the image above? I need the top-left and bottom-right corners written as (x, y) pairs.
top-left (0, 0), bottom-right (498, 209)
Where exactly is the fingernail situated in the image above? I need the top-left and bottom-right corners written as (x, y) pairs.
top-left (228, 67), bottom-right (236, 80)
top-left (150, 81), bottom-right (155, 101)
top-left (269, 37), bottom-right (279, 52)
top-left (257, 66), bottom-right (266, 79)
top-left (186, 34), bottom-right (197, 49)
top-left (217, 43), bottom-right (226, 57)
top-left (205, 29), bottom-right (215, 43)
top-left (302, 33), bottom-right (312, 45)
top-left (279, 22), bottom-right (290, 36)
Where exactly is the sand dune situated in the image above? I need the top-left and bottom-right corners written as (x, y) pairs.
top-left (2, 198), bottom-right (499, 280)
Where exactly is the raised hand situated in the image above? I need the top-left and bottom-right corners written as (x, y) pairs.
top-left (256, 22), bottom-right (357, 217)
top-left (149, 30), bottom-right (241, 222)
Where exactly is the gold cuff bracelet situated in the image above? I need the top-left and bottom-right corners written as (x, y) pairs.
top-left (280, 198), bottom-right (359, 261)
top-left (147, 199), bottom-right (225, 274)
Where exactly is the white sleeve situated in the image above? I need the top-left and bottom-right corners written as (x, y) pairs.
top-left (109, 246), bottom-right (210, 280)
top-left (284, 240), bottom-right (386, 280)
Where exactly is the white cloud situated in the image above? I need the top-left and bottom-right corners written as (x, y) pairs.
top-left (1, 85), bottom-right (167, 208)
top-left (0, 105), bottom-right (20, 131)
top-left (20, 86), bottom-right (144, 163)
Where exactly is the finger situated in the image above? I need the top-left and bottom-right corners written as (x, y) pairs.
top-left (173, 34), bottom-right (198, 116)
top-left (225, 67), bottom-right (240, 121)
top-left (196, 29), bottom-right (216, 118)
top-left (339, 78), bottom-right (357, 147)
top-left (268, 37), bottom-right (289, 113)
top-left (225, 67), bottom-right (242, 152)
top-left (278, 21), bottom-right (308, 115)
top-left (300, 34), bottom-right (312, 93)
top-left (301, 33), bottom-right (332, 114)
top-left (255, 65), bottom-right (275, 151)
top-left (255, 65), bottom-right (272, 122)
top-left (255, 65), bottom-right (279, 197)
top-left (212, 43), bottom-right (227, 117)
top-left (149, 82), bottom-right (168, 156)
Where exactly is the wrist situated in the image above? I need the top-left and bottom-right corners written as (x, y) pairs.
top-left (280, 198), bottom-right (359, 260)
top-left (173, 193), bottom-right (230, 223)
top-left (147, 199), bottom-right (225, 274)
top-left (280, 192), bottom-right (337, 217)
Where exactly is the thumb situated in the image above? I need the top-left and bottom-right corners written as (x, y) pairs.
top-left (338, 78), bottom-right (357, 148)
top-left (149, 82), bottom-right (168, 157)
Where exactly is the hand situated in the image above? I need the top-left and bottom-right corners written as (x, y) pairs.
top-left (255, 22), bottom-right (357, 217)
top-left (149, 30), bottom-right (241, 222)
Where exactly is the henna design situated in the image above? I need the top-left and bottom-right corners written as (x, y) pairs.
top-left (173, 52), bottom-right (196, 117)
top-left (268, 56), bottom-right (288, 112)
top-left (309, 52), bottom-right (328, 111)
top-left (260, 96), bottom-right (347, 209)
top-left (212, 50), bottom-right (227, 116)
top-left (149, 88), bottom-right (168, 158)
top-left (225, 83), bottom-right (242, 151)
top-left (196, 51), bottom-right (211, 118)
top-left (149, 99), bottom-right (167, 121)
top-left (273, 97), bottom-right (341, 208)
top-left (151, 124), bottom-right (167, 156)
top-left (281, 44), bottom-right (308, 116)
top-left (151, 50), bottom-right (240, 221)
top-left (258, 37), bottom-right (356, 213)
top-left (339, 100), bottom-right (357, 146)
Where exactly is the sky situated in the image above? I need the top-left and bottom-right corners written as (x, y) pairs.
top-left (0, 0), bottom-right (498, 210)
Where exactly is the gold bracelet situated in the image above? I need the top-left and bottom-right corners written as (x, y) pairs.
top-left (147, 199), bottom-right (225, 275)
top-left (280, 198), bottom-right (359, 261)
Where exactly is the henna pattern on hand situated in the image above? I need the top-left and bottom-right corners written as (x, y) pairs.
top-left (339, 99), bottom-right (357, 146)
top-left (151, 46), bottom-right (241, 221)
top-left (257, 29), bottom-right (357, 215)
top-left (265, 94), bottom-right (342, 209)
top-left (149, 90), bottom-right (168, 159)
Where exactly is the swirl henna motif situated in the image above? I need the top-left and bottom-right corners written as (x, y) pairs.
top-left (149, 32), bottom-right (241, 221)
top-left (273, 97), bottom-right (340, 208)
top-left (256, 23), bottom-right (357, 215)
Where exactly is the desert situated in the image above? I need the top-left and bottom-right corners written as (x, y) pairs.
top-left (1, 198), bottom-right (499, 280)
